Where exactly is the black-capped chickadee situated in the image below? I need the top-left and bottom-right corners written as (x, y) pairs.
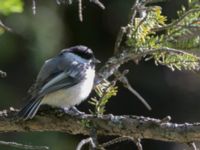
top-left (18, 45), bottom-right (99, 120)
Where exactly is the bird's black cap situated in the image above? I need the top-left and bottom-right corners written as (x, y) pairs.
top-left (62, 45), bottom-right (94, 60)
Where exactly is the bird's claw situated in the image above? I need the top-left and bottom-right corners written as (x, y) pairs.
top-left (64, 106), bottom-right (85, 116)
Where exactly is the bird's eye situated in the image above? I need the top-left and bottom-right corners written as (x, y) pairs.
top-left (59, 52), bottom-right (63, 56)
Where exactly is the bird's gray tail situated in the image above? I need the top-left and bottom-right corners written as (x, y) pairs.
top-left (17, 98), bottom-right (42, 120)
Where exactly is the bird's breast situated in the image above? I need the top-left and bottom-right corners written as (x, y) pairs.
top-left (41, 67), bottom-right (95, 107)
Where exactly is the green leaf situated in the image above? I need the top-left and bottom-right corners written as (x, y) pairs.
top-left (126, 6), bottom-right (167, 50)
top-left (0, 0), bottom-right (24, 15)
top-left (151, 51), bottom-right (200, 71)
top-left (89, 80), bottom-right (118, 116)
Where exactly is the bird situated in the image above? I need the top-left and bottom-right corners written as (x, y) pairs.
top-left (17, 45), bottom-right (99, 120)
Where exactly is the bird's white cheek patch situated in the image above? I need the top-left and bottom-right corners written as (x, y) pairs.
top-left (41, 67), bottom-right (95, 107)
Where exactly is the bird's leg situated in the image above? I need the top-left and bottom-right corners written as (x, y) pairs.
top-left (63, 106), bottom-right (85, 116)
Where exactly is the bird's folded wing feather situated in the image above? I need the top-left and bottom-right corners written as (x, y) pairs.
top-left (28, 53), bottom-right (87, 99)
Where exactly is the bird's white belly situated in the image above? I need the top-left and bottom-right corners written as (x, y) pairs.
top-left (41, 68), bottom-right (95, 107)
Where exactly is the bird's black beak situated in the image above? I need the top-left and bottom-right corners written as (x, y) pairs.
top-left (93, 57), bottom-right (101, 64)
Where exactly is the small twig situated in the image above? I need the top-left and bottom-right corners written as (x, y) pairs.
top-left (56, 0), bottom-right (61, 5)
top-left (112, 69), bottom-right (129, 84)
top-left (134, 138), bottom-right (143, 150)
top-left (0, 20), bottom-right (12, 32)
top-left (89, 128), bottom-right (98, 150)
top-left (188, 142), bottom-right (198, 150)
top-left (100, 136), bottom-right (135, 148)
top-left (68, 0), bottom-right (73, 5)
top-left (0, 70), bottom-right (7, 78)
top-left (89, 0), bottom-right (105, 10)
top-left (77, 0), bottom-right (105, 22)
top-left (134, 7), bottom-right (148, 32)
top-left (56, 0), bottom-right (73, 5)
top-left (78, 0), bottom-right (83, 22)
top-left (115, 71), bottom-right (152, 110)
top-left (114, 27), bottom-right (127, 54)
top-left (129, 0), bottom-right (140, 25)
top-left (32, 0), bottom-right (36, 15)
top-left (0, 141), bottom-right (49, 150)
top-left (123, 76), bottom-right (151, 110)
top-left (160, 116), bottom-right (171, 124)
top-left (76, 137), bottom-right (96, 150)
top-left (142, 0), bottom-right (167, 5)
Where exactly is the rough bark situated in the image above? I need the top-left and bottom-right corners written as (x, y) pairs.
top-left (1, 108), bottom-right (200, 144)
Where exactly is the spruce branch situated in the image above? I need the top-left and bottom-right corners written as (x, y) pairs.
top-left (153, 8), bottom-right (200, 32)
top-left (97, 46), bottom-right (200, 82)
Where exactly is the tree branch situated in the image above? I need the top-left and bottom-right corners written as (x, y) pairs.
top-left (1, 108), bottom-right (200, 143)
top-left (97, 47), bottom-right (199, 83)
top-left (0, 141), bottom-right (49, 150)
top-left (0, 20), bottom-right (12, 32)
top-left (76, 137), bottom-right (96, 150)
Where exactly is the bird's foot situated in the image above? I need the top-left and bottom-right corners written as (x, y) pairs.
top-left (63, 106), bottom-right (85, 116)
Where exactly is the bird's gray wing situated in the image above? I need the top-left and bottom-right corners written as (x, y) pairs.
top-left (18, 53), bottom-right (87, 120)
top-left (30, 53), bottom-right (87, 97)
top-left (38, 62), bottom-right (87, 97)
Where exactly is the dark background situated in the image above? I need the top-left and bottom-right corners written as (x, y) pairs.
top-left (0, 0), bottom-right (200, 149)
